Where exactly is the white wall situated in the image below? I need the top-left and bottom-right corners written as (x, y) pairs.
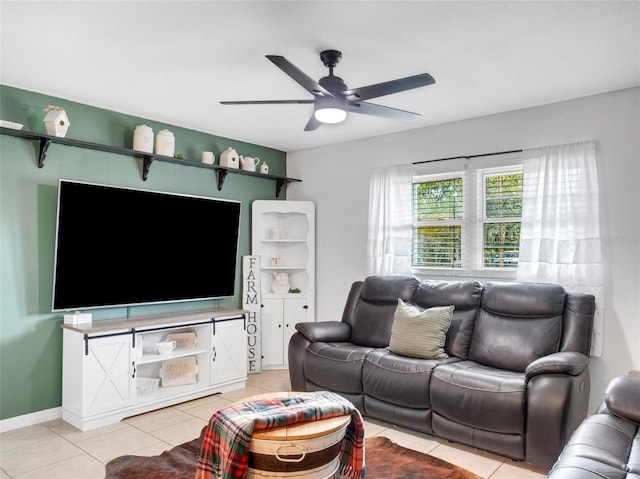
top-left (286, 87), bottom-right (640, 412)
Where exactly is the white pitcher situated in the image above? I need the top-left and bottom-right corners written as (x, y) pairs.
top-left (240, 156), bottom-right (260, 172)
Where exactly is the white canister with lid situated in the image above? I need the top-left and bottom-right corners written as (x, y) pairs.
top-left (155, 129), bottom-right (175, 157)
top-left (133, 124), bottom-right (154, 153)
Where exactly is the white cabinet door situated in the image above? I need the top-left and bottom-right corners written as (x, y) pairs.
top-left (261, 298), bottom-right (285, 367)
top-left (211, 317), bottom-right (247, 386)
top-left (262, 297), bottom-right (308, 368)
top-left (283, 297), bottom-right (308, 366)
top-left (84, 334), bottom-right (133, 416)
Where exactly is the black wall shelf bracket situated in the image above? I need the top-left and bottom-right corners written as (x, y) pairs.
top-left (1, 127), bottom-right (301, 197)
top-left (217, 169), bottom-right (229, 192)
top-left (276, 179), bottom-right (287, 198)
top-left (38, 137), bottom-right (51, 168)
top-left (142, 155), bottom-right (153, 181)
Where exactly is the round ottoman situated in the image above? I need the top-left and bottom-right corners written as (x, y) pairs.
top-left (238, 392), bottom-right (351, 479)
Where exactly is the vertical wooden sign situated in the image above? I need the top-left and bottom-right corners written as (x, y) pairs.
top-left (242, 255), bottom-right (261, 374)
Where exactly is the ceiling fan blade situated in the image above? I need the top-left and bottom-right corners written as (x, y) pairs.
top-left (348, 101), bottom-right (421, 121)
top-left (220, 99), bottom-right (314, 105)
top-left (304, 114), bottom-right (322, 131)
top-left (344, 73), bottom-right (435, 102)
top-left (266, 55), bottom-right (334, 98)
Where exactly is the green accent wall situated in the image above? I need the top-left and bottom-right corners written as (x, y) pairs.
top-left (0, 85), bottom-right (287, 421)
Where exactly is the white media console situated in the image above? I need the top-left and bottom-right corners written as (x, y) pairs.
top-left (61, 308), bottom-right (247, 431)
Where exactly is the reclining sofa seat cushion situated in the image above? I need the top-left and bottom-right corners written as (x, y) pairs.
top-left (361, 280), bottom-right (483, 432)
top-left (430, 282), bottom-right (567, 461)
top-left (302, 276), bottom-right (420, 409)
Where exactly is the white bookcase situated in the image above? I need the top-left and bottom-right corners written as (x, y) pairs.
top-left (252, 200), bottom-right (315, 369)
top-left (61, 308), bottom-right (247, 431)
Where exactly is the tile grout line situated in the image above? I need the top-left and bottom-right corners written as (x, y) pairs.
top-left (5, 429), bottom-right (86, 478)
top-left (43, 421), bottom-right (113, 469)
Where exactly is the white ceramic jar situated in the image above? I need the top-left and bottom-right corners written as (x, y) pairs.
top-left (133, 124), bottom-right (154, 153)
top-left (155, 129), bottom-right (175, 157)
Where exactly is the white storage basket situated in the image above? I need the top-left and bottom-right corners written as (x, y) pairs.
top-left (136, 377), bottom-right (160, 395)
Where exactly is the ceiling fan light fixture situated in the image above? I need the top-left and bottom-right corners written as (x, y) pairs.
top-left (314, 97), bottom-right (347, 124)
top-left (222, 50), bottom-right (434, 131)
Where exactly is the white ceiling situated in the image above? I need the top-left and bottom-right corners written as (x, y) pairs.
top-left (1, 1), bottom-right (639, 153)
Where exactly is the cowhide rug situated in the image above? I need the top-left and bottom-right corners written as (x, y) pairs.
top-left (105, 428), bottom-right (481, 479)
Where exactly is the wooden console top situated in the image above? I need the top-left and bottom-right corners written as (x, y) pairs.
top-left (60, 307), bottom-right (247, 334)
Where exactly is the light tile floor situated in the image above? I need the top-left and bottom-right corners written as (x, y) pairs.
top-left (0, 370), bottom-right (548, 478)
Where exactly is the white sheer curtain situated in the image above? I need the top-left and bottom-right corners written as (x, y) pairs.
top-left (516, 141), bottom-right (604, 356)
top-left (366, 164), bottom-right (414, 275)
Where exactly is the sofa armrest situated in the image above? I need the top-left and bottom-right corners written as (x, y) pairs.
top-left (525, 352), bottom-right (589, 379)
top-left (604, 376), bottom-right (640, 424)
top-left (295, 321), bottom-right (352, 343)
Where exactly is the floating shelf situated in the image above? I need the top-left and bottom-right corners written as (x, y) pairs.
top-left (260, 239), bottom-right (307, 243)
top-left (0, 127), bottom-right (301, 198)
top-left (261, 266), bottom-right (307, 270)
top-left (136, 348), bottom-right (209, 365)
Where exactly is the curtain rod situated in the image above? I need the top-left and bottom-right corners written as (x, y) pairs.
top-left (412, 148), bottom-right (523, 165)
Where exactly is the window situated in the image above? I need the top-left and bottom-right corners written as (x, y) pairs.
top-left (413, 166), bottom-right (522, 272)
top-left (483, 170), bottom-right (522, 268)
top-left (413, 176), bottom-right (463, 268)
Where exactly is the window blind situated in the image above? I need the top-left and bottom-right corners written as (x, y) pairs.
top-left (412, 152), bottom-right (523, 275)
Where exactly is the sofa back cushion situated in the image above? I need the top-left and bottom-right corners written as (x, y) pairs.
top-left (560, 293), bottom-right (596, 355)
top-left (414, 280), bottom-right (483, 359)
top-left (468, 282), bottom-right (565, 372)
top-left (349, 276), bottom-right (420, 347)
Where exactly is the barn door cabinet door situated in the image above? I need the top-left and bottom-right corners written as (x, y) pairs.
top-left (211, 317), bottom-right (247, 386)
top-left (62, 330), bottom-right (134, 419)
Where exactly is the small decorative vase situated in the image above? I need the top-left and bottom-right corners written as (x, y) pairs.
top-left (271, 272), bottom-right (290, 294)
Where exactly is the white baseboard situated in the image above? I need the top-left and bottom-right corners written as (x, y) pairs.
top-left (0, 407), bottom-right (62, 433)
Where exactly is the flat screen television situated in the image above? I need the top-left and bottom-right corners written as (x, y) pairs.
top-left (52, 180), bottom-right (242, 312)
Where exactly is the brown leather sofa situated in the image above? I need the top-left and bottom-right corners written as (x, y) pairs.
top-left (546, 375), bottom-right (640, 478)
top-left (288, 275), bottom-right (596, 469)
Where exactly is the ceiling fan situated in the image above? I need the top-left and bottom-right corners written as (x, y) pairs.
top-left (220, 50), bottom-right (436, 131)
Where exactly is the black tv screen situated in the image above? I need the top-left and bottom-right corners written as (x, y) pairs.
top-left (52, 180), bottom-right (241, 311)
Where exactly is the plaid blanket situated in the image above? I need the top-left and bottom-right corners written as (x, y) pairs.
top-left (195, 390), bottom-right (365, 479)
